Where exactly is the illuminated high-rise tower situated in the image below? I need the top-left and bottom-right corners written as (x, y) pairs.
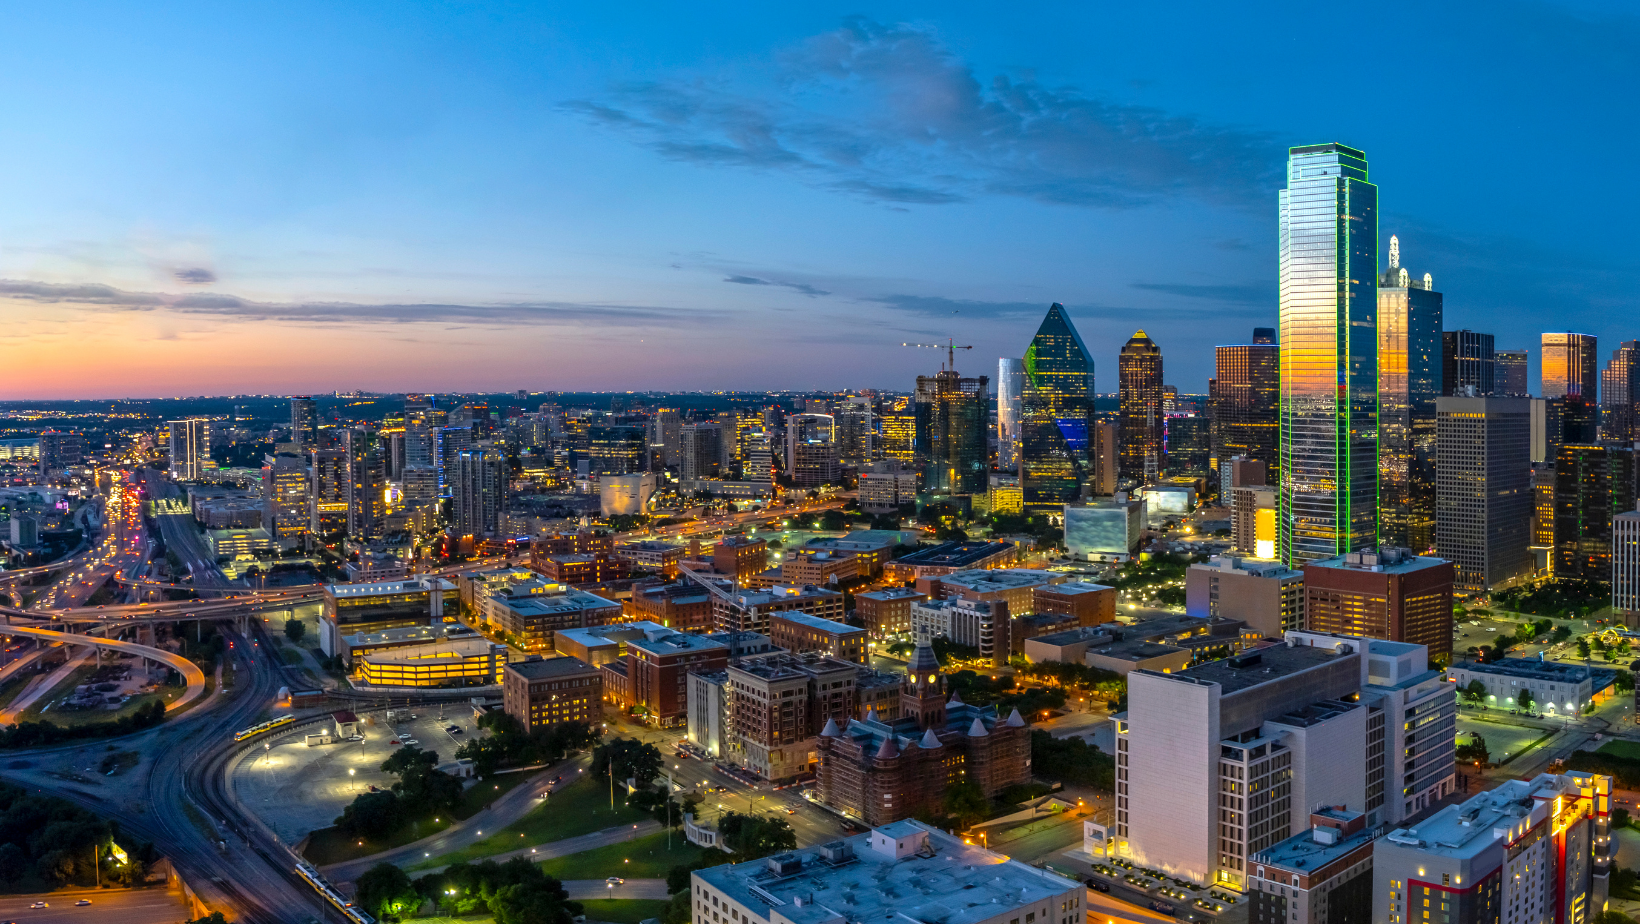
top-left (1278, 143), bottom-right (1379, 566)
top-left (1541, 332), bottom-right (1598, 399)
top-left (914, 353), bottom-right (989, 497)
top-left (1210, 334), bottom-right (1279, 478)
top-left (1377, 236), bottom-right (1443, 553)
top-left (997, 358), bottom-right (1025, 471)
top-left (1118, 331), bottom-right (1164, 484)
top-left (1601, 340), bottom-right (1640, 442)
top-left (1020, 303), bottom-right (1094, 511)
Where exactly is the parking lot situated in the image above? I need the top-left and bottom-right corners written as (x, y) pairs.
top-left (230, 706), bottom-right (489, 844)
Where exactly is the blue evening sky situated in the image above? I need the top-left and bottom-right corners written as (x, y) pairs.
top-left (1, 1), bottom-right (1635, 397)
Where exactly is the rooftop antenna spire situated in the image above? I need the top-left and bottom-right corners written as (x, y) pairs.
top-left (1389, 234), bottom-right (1400, 269)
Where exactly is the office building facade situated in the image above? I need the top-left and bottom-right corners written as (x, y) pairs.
top-left (1372, 772), bottom-right (1610, 924)
top-left (1554, 443), bottom-right (1638, 582)
top-left (1614, 508), bottom-right (1640, 625)
top-left (914, 365), bottom-right (989, 497)
top-left (1118, 330), bottom-right (1165, 484)
top-left (1378, 247), bottom-right (1442, 552)
top-left (261, 452), bottom-right (310, 542)
top-left (1210, 339), bottom-right (1279, 477)
top-left (1302, 548), bottom-right (1454, 659)
top-left (1278, 143), bottom-right (1378, 566)
top-left (290, 396), bottom-right (318, 450)
top-left (168, 418), bottom-right (211, 481)
top-left (1441, 328), bottom-right (1493, 396)
top-left (343, 428), bottom-right (386, 539)
top-left (1020, 303), bottom-right (1095, 511)
top-left (997, 357), bottom-right (1025, 470)
top-left (1434, 396), bottom-right (1532, 593)
top-left (1542, 331), bottom-right (1599, 399)
top-left (453, 445), bottom-right (506, 538)
top-left (1601, 339), bottom-right (1640, 442)
top-left (1495, 348), bottom-right (1529, 396)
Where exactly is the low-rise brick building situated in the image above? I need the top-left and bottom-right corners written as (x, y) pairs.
top-left (853, 587), bottom-right (926, 638)
top-left (502, 655), bottom-right (603, 733)
top-left (768, 611), bottom-right (867, 663)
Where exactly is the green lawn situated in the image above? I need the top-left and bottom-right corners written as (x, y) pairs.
top-left (1599, 740), bottom-right (1640, 761)
top-left (303, 770), bottom-right (545, 866)
top-left (412, 772), bottom-right (653, 869)
top-left (536, 830), bottom-right (700, 880)
top-left (577, 899), bottom-right (671, 924)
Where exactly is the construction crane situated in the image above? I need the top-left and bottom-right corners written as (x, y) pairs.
top-left (902, 339), bottom-right (974, 372)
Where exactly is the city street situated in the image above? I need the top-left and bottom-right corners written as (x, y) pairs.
top-left (0, 888), bottom-right (190, 923)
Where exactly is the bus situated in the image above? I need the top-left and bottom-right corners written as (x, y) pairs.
top-left (233, 714), bottom-right (296, 742)
top-left (295, 861), bottom-right (376, 924)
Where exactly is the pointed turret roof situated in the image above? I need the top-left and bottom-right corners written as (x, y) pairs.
top-left (906, 641), bottom-right (940, 676)
top-left (875, 734), bottom-right (901, 759)
top-left (967, 716), bottom-right (989, 737)
top-left (920, 728), bottom-right (942, 749)
top-left (864, 707), bottom-right (879, 723)
top-left (947, 690), bottom-right (964, 706)
top-left (1006, 708), bottom-right (1025, 727)
top-left (820, 717), bottom-right (841, 737)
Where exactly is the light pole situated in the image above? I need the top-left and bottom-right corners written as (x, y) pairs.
top-left (349, 768), bottom-right (355, 791)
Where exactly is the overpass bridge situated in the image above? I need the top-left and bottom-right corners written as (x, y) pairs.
top-left (0, 614), bottom-right (208, 714)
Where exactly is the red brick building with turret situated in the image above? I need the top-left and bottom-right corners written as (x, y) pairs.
top-left (815, 642), bottom-right (1031, 825)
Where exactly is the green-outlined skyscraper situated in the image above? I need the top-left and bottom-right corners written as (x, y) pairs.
top-left (1278, 143), bottom-right (1379, 565)
top-left (1020, 303), bottom-right (1095, 512)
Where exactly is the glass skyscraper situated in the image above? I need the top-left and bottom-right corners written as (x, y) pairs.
top-left (1541, 332), bottom-right (1599, 399)
top-left (1210, 336), bottom-right (1279, 476)
top-left (1020, 303), bottom-right (1095, 512)
top-left (1278, 143), bottom-right (1379, 566)
top-left (1378, 238), bottom-right (1442, 552)
top-left (914, 365), bottom-right (990, 497)
top-left (1600, 340), bottom-right (1640, 442)
top-left (1495, 349), bottom-right (1529, 396)
top-left (997, 357), bottom-right (1025, 471)
top-left (1118, 331), bottom-right (1164, 484)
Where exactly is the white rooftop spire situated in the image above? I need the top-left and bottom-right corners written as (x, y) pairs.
top-left (1389, 234), bottom-right (1400, 269)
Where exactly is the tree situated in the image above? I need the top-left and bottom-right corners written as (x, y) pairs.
top-left (1455, 735), bottom-right (1489, 766)
top-left (592, 738), bottom-right (664, 787)
top-left (358, 863), bottom-right (421, 921)
top-left (1517, 688), bottom-right (1535, 713)
top-left (1578, 638), bottom-right (1592, 659)
top-left (943, 780), bottom-right (990, 828)
top-left (1618, 671), bottom-right (1637, 693)
top-left (1463, 680), bottom-right (1488, 704)
top-left (820, 510), bottom-right (848, 531)
top-left (718, 812), bottom-right (796, 859)
top-left (335, 790), bottom-right (403, 840)
top-left (284, 618), bottom-right (305, 643)
top-left (1615, 807), bottom-right (1631, 830)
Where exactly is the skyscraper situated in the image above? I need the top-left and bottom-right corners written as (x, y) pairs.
top-left (1019, 303), bottom-right (1095, 511)
top-left (453, 446), bottom-right (506, 538)
top-left (877, 407), bottom-right (915, 467)
top-left (309, 448), bottom-right (348, 535)
top-left (1378, 240), bottom-right (1442, 552)
top-left (1541, 332), bottom-right (1599, 399)
top-left (1278, 143), bottom-right (1379, 566)
top-left (786, 414), bottom-right (839, 488)
top-left (1601, 340), bottom-right (1640, 442)
top-left (587, 424), bottom-right (647, 474)
top-left (1495, 349), bottom-right (1529, 396)
top-left (343, 428), bottom-right (386, 540)
top-left (996, 357), bottom-right (1025, 471)
top-left (261, 452), bottom-right (310, 543)
top-left (1554, 443), bottom-right (1637, 582)
top-left (290, 396), bottom-right (317, 451)
top-left (1163, 415), bottom-right (1210, 475)
top-left (167, 418), bottom-right (210, 481)
top-left (435, 426), bottom-right (472, 493)
top-left (914, 360), bottom-right (989, 497)
top-left (1435, 396), bottom-right (1532, 593)
top-left (1118, 330), bottom-right (1164, 484)
top-left (1210, 336), bottom-right (1279, 478)
top-left (680, 422), bottom-right (724, 481)
top-left (1441, 329), bottom-right (1494, 396)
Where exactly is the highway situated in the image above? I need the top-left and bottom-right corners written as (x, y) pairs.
top-left (0, 888), bottom-right (190, 923)
top-left (0, 620), bottom-right (208, 713)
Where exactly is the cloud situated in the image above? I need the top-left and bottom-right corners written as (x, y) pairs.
top-left (0, 279), bottom-right (719, 328)
top-left (562, 18), bottom-right (1279, 209)
top-left (173, 267), bottom-right (217, 285)
top-left (865, 294), bottom-right (1045, 318)
top-left (722, 274), bottom-right (830, 297)
top-left (1130, 282), bottom-right (1272, 305)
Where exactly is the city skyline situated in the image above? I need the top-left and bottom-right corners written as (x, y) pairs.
top-left (2, 3), bottom-right (1640, 398)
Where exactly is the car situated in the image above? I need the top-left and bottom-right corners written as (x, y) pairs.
top-left (75, 900), bottom-right (92, 906)
top-left (349, 734), bottom-right (364, 741)
top-left (405, 739), bottom-right (420, 746)
top-left (606, 877), bottom-right (625, 886)
top-left (786, 808), bottom-right (797, 814)
top-left (390, 739), bottom-right (404, 747)
top-left (29, 902), bottom-right (47, 909)
top-left (448, 726), bottom-right (463, 735)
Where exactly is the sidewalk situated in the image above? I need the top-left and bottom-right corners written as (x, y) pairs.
top-left (406, 820), bottom-right (663, 878)
top-left (564, 878), bottom-right (667, 900)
